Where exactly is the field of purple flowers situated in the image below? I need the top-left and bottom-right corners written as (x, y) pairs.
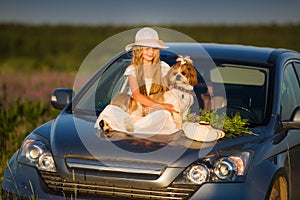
top-left (0, 71), bottom-right (75, 104)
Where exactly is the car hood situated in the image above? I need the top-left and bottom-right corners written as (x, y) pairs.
top-left (51, 111), bottom-right (264, 167)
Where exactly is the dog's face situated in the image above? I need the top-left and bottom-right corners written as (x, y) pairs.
top-left (167, 62), bottom-right (198, 87)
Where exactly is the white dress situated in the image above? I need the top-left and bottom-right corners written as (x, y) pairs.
top-left (95, 62), bottom-right (180, 135)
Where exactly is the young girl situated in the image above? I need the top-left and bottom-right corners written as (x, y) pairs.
top-left (124, 27), bottom-right (177, 114)
top-left (96, 27), bottom-right (179, 134)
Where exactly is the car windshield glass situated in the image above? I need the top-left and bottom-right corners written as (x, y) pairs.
top-left (74, 51), bottom-right (269, 126)
top-left (74, 52), bottom-right (179, 115)
top-left (211, 63), bottom-right (269, 125)
top-left (74, 54), bottom-right (132, 114)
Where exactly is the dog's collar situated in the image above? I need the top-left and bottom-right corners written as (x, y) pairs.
top-left (171, 85), bottom-right (196, 96)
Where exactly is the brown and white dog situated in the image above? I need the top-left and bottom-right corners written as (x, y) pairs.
top-left (161, 56), bottom-right (198, 128)
top-left (99, 56), bottom-right (198, 132)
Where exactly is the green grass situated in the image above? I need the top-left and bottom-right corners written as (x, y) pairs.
top-left (0, 99), bottom-right (61, 199)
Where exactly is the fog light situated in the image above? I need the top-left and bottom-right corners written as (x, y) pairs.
top-left (187, 164), bottom-right (209, 184)
top-left (214, 157), bottom-right (237, 180)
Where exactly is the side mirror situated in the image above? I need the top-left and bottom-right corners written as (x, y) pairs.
top-left (282, 106), bottom-right (300, 129)
top-left (51, 88), bottom-right (74, 110)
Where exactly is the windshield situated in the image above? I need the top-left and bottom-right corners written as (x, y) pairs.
top-left (211, 63), bottom-right (269, 125)
top-left (74, 51), bottom-right (269, 126)
top-left (74, 54), bottom-right (132, 114)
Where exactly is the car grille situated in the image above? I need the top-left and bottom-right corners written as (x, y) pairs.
top-left (40, 171), bottom-right (199, 200)
top-left (65, 157), bottom-right (166, 180)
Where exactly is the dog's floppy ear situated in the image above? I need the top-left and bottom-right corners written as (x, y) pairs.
top-left (188, 65), bottom-right (198, 86)
top-left (163, 68), bottom-right (173, 87)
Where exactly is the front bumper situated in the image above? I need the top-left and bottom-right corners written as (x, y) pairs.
top-left (2, 155), bottom-right (268, 200)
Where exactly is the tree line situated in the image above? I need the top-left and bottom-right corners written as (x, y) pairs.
top-left (1, 23), bottom-right (299, 72)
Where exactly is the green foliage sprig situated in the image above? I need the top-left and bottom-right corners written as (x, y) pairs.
top-left (186, 110), bottom-right (256, 138)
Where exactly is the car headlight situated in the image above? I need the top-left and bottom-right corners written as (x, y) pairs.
top-left (174, 151), bottom-right (251, 185)
top-left (17, 134), bottom-right (56, 172)
top-left (186, 164), bottom-right (210, 184)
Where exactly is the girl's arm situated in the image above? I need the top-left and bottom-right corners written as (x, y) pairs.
top-left (128, 75), bottom-right (178, 113)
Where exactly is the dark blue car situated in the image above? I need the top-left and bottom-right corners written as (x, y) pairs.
top-left (2, 43), bottom-right (300, 200)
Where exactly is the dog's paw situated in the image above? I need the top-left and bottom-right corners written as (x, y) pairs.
top-left (99, 119), bottom-right (113, 134)
top-left (172, 113), bottom-right (183, 129)
top-left (124, 117), bottom-right (134, 132)
top-left (99, 119), bottom-right (105, 130)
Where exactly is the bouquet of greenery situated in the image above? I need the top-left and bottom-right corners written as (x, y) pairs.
top-left (186, 110), bottom-right (256, 139)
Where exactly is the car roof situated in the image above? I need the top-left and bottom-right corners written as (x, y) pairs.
top-left (164, 43), bottom-right (295, 65)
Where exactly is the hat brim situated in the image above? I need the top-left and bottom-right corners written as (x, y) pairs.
top-left (125, 43), bottom-right (169, 51)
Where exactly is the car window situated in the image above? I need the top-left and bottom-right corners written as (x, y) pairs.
top-left (281, 63), bottom-right (300, 120)
top-left (294, 62), bottom-right (300, 85)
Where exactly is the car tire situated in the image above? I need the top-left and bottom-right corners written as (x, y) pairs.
top-left (266, 172), bottom-right (289, 200)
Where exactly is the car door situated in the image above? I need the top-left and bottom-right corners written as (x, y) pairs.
top-left (280, 61), bottom-right (300, 199)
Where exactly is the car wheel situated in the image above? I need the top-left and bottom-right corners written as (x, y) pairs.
top-left (267, 174), bottom-right (289, 200)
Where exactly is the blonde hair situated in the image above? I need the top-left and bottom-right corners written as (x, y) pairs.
top-left (131, 46), bottom-right (166, 96)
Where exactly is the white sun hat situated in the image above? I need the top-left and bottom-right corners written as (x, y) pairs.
top-left (183, 122), bottom-right (225, 142)
top-left (125, 27), bottom-right (169, 51)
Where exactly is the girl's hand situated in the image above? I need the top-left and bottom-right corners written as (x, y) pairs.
top-left (161, 103), bottom-right (179, 113)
